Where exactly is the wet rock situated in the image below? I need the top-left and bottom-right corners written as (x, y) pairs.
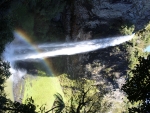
top-left (62, 0), bottom-right (150, 39)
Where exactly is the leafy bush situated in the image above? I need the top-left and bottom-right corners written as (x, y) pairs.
top-left (119, 25), bottom-right (135, 35)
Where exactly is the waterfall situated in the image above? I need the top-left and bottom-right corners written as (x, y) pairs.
top-left (3, 34), bottom-right (135, 61)
top-left (2, 33), bottom-right (135, 83)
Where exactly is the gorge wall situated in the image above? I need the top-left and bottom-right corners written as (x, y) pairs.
top-left (62, 0), bottom-right (150, 40)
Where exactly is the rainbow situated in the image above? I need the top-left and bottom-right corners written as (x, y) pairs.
top-left (14, 28), bottom-right (54, 75)
top-left (4, 28), bottom-right (65, 109)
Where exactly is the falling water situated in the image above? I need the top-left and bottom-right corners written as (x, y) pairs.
top-left (2, 33), bottom-right (135, 102)
top-left (3, 34), bottom-right (135, 62)
top-left (2, 33), bottom-right (135, 82)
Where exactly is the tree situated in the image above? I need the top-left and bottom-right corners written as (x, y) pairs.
top-left (122, 55), bottom-right (150, 113)
top-left (49, 88), bottom-right (104, 113)
top-left (53, 76), bottom-right (111, 113)
top-left (0, 58), bottom-right (37, 113)
top-left (67, 86), bottom-right (103, 113)
top-left (45, 93), bottom-right (65, 113)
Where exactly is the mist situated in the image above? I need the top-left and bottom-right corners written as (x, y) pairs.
top-left (4, 34), bottom-right (134, 61)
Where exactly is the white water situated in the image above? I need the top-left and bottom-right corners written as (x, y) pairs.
top-left (2, 34), bottom-right (135, 83)
top-left (3, 34), bottom-right (135, 61)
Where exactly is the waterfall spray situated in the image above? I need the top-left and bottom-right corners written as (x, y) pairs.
top-left (4, 34), bottom-right (135, 61)
top-left (2, 33), bottom-right (135, 82)
top-left (2, 33), bottom-right (135, 102)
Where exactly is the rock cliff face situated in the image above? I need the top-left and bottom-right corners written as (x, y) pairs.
top-left (63, 0), bottom-right (150, 78)
top-left (91, 0), bottom-right (150, 30)
top-left (63, 0), bottom-right (150, 40)
top-left (62, 1), bottom-right (150, 111)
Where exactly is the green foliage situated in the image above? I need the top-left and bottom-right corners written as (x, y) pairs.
top-left (104, 67), bottom-right (112, 74)
top-left (119, 25), bottom-right (135, 35)
top-left (4, 77), bottom-right (14, 101)
top-left (58, 74), bottom-right (110, 113)
top-left (0, 59), bottom-right (37, 113)
top-left (23, 71), bottom-right (64, 111)
top-left (53, 93), bottom-right (65, 113)
top-left (122, 55), bottom-right (150, 113)
top-left (118, 20), bottom-right (135, 35)
top-left (137, 29), bottom-right (150, 48)
top-left (0, 97), bottom-right (37, 113)
top-left (124, 23), bottom-right (150, 77)
top-left (0, 59), bottom-right (11, 90)
top-left (0, 59), bottom-right (11, 112)
top-left (45, 93), bottom-right (65, 113)
top-left (12, 97), bottom-right (37, 113)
